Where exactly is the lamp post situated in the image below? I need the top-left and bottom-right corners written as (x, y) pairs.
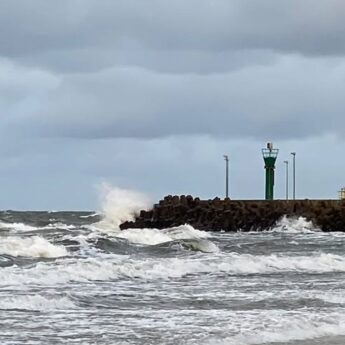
top-left (223, 155), bottom-right (229, 198)
top-left (291, 152), bottom-right (296, 200)
top-left (284, 160), bottom-right (289, 200)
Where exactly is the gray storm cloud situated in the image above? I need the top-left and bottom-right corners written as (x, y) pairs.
top-left (0, 0), bottom-right (345, 139)
top-left (0, 0), bottom-right (344, 143)
top-left (1, 0), bottom-right (345, 208)
top-left (1, 0), bottom-right (345, 59)
top-left (5, 56), bottom-right (345, 140)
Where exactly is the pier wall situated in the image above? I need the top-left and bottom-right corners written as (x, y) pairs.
top-left (120, 195), bottom-right (345, 232)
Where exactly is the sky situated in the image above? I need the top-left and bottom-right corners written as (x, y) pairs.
top-left (1, 0), bottom-right (345, 210)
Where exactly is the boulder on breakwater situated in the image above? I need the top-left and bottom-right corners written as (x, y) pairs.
top-left (120, 195), bottom-right (345, 232)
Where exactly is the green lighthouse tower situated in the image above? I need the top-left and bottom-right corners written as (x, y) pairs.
top-left (262, 143), bottom-right (279, 200)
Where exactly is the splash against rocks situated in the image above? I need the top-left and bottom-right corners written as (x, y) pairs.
top-left (120, 195), bottom-right (345, 232)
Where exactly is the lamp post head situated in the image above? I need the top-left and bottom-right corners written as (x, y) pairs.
top-left (284, 160), bottom-right (288, 164)
top-left (223, 155), bottom-right (229, 161)
top-left (290, 152), bottom-right (296, 156)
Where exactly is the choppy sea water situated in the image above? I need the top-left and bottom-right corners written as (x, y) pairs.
top-left (1, 211), bottom-right (345, 345)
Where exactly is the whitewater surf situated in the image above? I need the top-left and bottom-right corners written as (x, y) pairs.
top-left (1, 207), bottom-right (345, 345)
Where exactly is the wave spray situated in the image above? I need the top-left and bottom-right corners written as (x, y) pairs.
top-left (96, 183), bottom-right (152, 233)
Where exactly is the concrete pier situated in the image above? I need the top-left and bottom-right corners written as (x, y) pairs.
top-left (120, 195), bottom-right (345, 232)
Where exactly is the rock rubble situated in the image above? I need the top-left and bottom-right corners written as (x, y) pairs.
top-left (120, 195), bottom-right (345, 232)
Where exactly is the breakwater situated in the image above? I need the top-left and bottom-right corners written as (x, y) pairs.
top-left (120, 195), bottom-right (345, 231)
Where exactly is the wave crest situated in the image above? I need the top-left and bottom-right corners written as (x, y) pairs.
top-left (4, 252), bottom-right (345, 287)
top-left (208, 310), bottom-right (345, 345)
top-left (271, 215), bottom-right (319, 233)
top-left (118, 224), bottom-right (209, 245)
top-left (94, 184), bottom-right (152, 233)
top-left (0, 236), bottom-right (68, 258)
top-left (0, 295), bottom-right (76, 311)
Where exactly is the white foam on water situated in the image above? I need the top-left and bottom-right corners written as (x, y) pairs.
top-left (117, 224), bottom-right (210, 245)
top-left (88, 185), bottom-right (217, 249)
top-left (0, 236), bottom-right (68, 258)
top-left (0, 256), bottom-right (188, 286)
top-left (313, 291), bottom-right (345, 305)
top-left (4, 251), bottom-right (345, 287)
top-left (209, 310), bottom-right (345, 345)
top-left (270, 215), bottom-right (319, 233)
top-left (0, 221), bottom-right (38, 232)
top-left (93, 183), bottom-right (152, 234)
top-left (44, 222), bottom-right (76, 230)
top-left (0, 220), bottom-right (77, 233)
top-left (219, 252), bottom-right (345, 275)
top-left (162, 224), bottom-right (210, 240)
top-left (181, 239), bottom-right (220, 253)
top-left (0, 294), bottom-right (76, 311)
top-left (131, 252), bottom-right (345, 278)
top-left (117, 228), bottom-right (172, 245)
top-left (0, 257), bottom-right (127, 286)
top-left (115, 224), bottom-right (219, 253)
top-left (79, 213), bottom-right (99, 218)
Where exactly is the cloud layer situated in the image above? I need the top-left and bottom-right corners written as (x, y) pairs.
top-left (1, 1), bottom-right (345, 208)
top-left (2, 0), bottom-right (345, 59)
top-left (1, 1), bottom-right (345, 141)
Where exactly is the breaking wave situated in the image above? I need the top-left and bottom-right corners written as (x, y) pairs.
top-left (3, 251), bottom-right (345, 286)
top-left (118, 224), bottom-right (209, 244)
top-left (209, 310), bottom-right (345, 344)
top-left (115, 224), bottom-right (219, 253)
top-left (270, 215), bottom-right (319, 233)
top-left (87, 187), bottom-right (218, 251)
top-left (0, 221), bottom-right (76, 233)
top-left (0, 294), bottom-right (76, 311)
top-left (0, 221), bottom-right (38, 232)
top-left (0, 236), bottom-right (68, 258)
top-left (122, 252), bottom-right (345, 278)
top-left (94, 184), bottom-right (152, 233)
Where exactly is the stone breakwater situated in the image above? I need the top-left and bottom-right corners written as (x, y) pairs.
top-left (120, 195), bottom-right (345, 232)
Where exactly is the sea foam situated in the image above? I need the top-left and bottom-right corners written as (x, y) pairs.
top-left (270, 215), bottom-right (319, 233)
top-left (209, 310), bottom-right (345, 344)
top-left (93, 184), bottom-right (152, 233)
top-left (0, 294), bottom-right (76, 311)
top-left (3, 251), bottom-right (345, 287)
top-left (117, 224), bottom-right (210, 245)
top-left (0, 221), bottom-right (38, 232)
top-left (0, 236), bottom-right (68, 258)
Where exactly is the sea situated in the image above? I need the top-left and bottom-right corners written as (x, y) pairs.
top-left (1, 198), bottom-right (345, 344)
